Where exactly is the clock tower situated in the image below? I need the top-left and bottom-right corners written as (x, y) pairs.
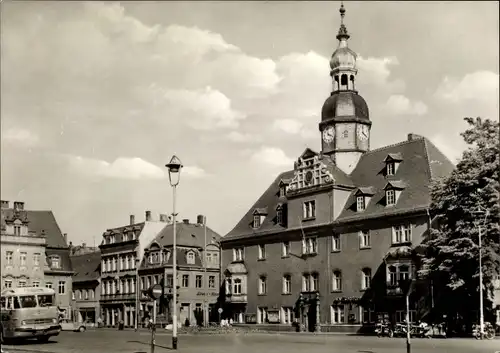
top-left (319, 3), bottom-right (371, 175)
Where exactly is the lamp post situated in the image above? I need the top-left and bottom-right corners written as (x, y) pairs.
top-left (166, 155), bottom-right (183, 350)
top-left (135, 257), bottom-right (140, 331)
top-left (472, 205), bottom-right (489, 339)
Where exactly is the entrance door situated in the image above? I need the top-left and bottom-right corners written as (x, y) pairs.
top-left (179, 303), bottom-right (190, 326)
top-left (307, 302), bottom-right (317, 332)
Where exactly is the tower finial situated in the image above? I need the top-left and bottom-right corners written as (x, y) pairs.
top-left (337, 1), bottom-right (350, 41)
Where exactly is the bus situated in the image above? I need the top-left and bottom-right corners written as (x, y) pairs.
top-left (0, 287), bottom-right (61, 343)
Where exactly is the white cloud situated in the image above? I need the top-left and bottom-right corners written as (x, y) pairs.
top-left (226, 131), bottom-right (262, 143)
top-left (273, 119), bottom-right (316, 139)
top-left (357, 56), bottom-right (405, 92)
top-left (435, 71), bottom-right (499, 103)
top-left (68, 156), bottom-right (165, 180)
top-left (385, 95), bottom-right (428, 116)
top-left (182, 166), bottom-right (208, 179)
top-left (163, 87), bottom-right (246, 130)
top-left (251, 147), bottom-right (294, 168)
top-left (429, 134), bottom-right (467, 164)
top-left (2, 128), bottom-right (39, 147)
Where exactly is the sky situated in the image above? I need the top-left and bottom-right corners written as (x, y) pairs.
top-left (1, 1), bottom-right (499, 246)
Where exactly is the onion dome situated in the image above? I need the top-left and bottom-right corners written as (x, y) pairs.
top-left (330, 3), bottom-right (357, 71)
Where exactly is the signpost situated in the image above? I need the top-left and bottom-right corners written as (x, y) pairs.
top-left (144, 284), bottom-right (163, 353)
top-left (399, 279), bottom-right (415, 353)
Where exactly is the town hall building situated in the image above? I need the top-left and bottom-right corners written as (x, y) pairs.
top-left (220, 4), bottom-right (455, 333)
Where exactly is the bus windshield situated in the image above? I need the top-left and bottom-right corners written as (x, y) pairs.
top-left (19, 295), bottom-right (37, 308)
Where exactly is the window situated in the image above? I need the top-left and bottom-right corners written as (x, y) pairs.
top-left (359, 230), bottom-right (371, 248)
top-left (281, 306), bottom-right (294, 324)
top-left (253, 215), bottom-right (261, 229)
top-left (19, 280), bottom-right (26, 287)
top-left (166, 275), bottom-right (173, 288)
top-left (226, 278), bottom-right (232, 295)
top-left (208, 276), bottom-right (215, 289)
top-left (331, 305), bottom-right (345, 324)
top-left (182, 275), bottom-right (189, 288)
top-left (282, 275), bottom-right (291, 294)
top-left (303, 200), bottom-right (316, 219)
top-left (186, 252), bottom-right (195, 265)
top-left (331, 234), bottom-right (341, 252)
top-left (386, 189), bottom-right (396, 205)
top-left (282, 241), bottom-right (290, 257)
top-left (362, 307), bottom-right (375, 323)
top-left (58, 281), bottom-right (65, 294)
top-left (195, 275), bottom-right (202, 288)
top-left (6, 251), bottom-right (13, 265)
top-left (302, 273), bottom-right (318, 292)
top-left (51, 256), bottom-right (60, 269)
top-left (32, 281), bottom-right (40, 288)
top-left (399, 265), bottom-right (410, 282)
top-left (388, 265), bottom-right (398, 286)
top-left (258, 244), bottom-right (266, 260)
top-left (112, 258), bottom-right (117, 271)
top-left (46, 282), bottom-right (52, 289)
top-left (20, 252), bottom-right (27, 266)
top-left (356, 196), bottom-right (365, 212)
top-left (90, 289), bottom-right (95, 299)
top-left (258, 276), bottom-right (267, 295)
top-left (302, 274), bottom-right (310, 292)
top-left (14, 225), bottom-right (21, 236)
top-left (233, 248), bottom-right (244, 262)
top-left (258, 307), bottom-right (268, 324)
top-left (396, 310), bottom-right (416, 324)
top-left (276, 208), bottom-right (283, 225)
top-left (386, 162), bottom-right (395, 176)
top-left (311, 273), bottom-right (319, 291)
top-left (33, 253), bottom-right (40, 266)
top-left (361, 268), bottom-right (371, 290)
top-left (4, 280), bottom-right (12, 288)
top-left (302, 237), bottom-right (318, 255)
top-left (279, 186), bottom-right (286, 198)
top-left (233, 278), bottom-right (242, 294)
top-left (332, 271), bottom-right (342, 291)
top-left (392, 224), bottom-right (412, 244)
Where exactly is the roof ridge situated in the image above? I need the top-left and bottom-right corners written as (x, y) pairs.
top-left (366, 137), bottom-right (424, 155)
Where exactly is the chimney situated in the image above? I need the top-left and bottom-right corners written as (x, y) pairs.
top-left (408, 133), bottom-right (423, 141)
top-left (145, 211), bottom-right (152, 222)
top-left (159, 214), bottom-right (168, 223)
top-left (130, 214), bottom-right (135, 225)
top-left (13, 201), bottom-right (24, 211)
top-left (63, 233), bottom-right (68, 245)
top-left (82, 243), bottom-right (86, 248)
top-left (197, 215), bottom-right (205, 225)
top-left (1, 200), bottom-right (9, 209)
top-left (182, 219), bottom-right (189, 224)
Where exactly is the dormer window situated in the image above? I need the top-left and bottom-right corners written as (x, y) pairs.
top-left (252, 208), bottom-right (267, 229)
top-left (384, 181), bottom-right (406, 207)
top-left (383, 153), bottom-right (403, 176)
top-left (356, 196), bottom-right (365, 211)
top-left (276, 204), bottom-right (286, 226)
top-left (50, 256), bottom-right (61, 269)
top-left (186, 251), bottom-right (195, 265)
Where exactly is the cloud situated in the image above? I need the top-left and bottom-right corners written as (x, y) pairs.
top-left (385, 95), bottom-right (428, 116)
top-left (429, 134), bottom-right (467, 164)
top-left (182, 166), bottom-right (208, 179)
top-left (2, 128), bottom-right (39, 147)
top-left (251, 147), bottom-right (294, 168)
top-left (273, 119), bottom-right (316, 139)
top-left (226, 131), bottom-right (262, 143)
top-left (435, 71), bottom-right (499, 104)
top-left (357, 56), bottom-right (405, 92)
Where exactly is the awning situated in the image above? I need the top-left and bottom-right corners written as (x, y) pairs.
top-left (225, 262), bottom-right (248, 275)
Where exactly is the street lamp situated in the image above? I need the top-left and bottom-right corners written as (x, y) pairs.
top-left (165, 155), bottom-right (182, 350)
top-left (472, 205), bottom-right (489, 339)
top-left (134, 257), bottom-right (140, 331)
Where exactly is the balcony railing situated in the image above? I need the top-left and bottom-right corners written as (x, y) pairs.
top-left (226, 294), bottom-right (247, 303)
top-left (386, 284), bottom-right (403, 296)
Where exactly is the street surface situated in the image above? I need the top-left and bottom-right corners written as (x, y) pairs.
top-left (1, 329), bottom-right (499, 353)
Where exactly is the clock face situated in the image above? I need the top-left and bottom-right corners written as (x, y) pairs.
top-left (357, 125), bottom-right (369, 141)
top-left (322, 126), bottom-right (335, 143)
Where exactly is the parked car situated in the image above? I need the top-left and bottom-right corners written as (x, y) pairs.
top-left (60, 319), bottom-right (86, 332)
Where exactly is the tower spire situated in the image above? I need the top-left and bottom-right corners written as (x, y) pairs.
top-left (336, 2), bottom-right (350, 41)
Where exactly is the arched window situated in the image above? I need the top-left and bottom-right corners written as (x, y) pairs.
top-left (361, 268), bottom-right (371, 290)
top-left (282, 274), bottom-right (291, 294)
top-left (186, 251), bottom-right (195, 265)
top-left (350, 75), bottom-right (355, 90)
top-left (332, 270), bottom-right (342, 291)
top-left (341, 74), bottom-right (348, 88)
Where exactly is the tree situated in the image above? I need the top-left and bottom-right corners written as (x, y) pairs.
top-left (418, 117), bottom-right (500, 329)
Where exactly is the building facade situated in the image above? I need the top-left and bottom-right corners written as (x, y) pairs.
top-left (1, 201), bottom-right (74, 318)
top-left (138, 215), bottom-right (222, 327)
top-left (71, 249), bottom-right (101, 325)
top-left (220, 5), bottom-right (454, 333)
top-left (99, 211), bottom-right (168, 327)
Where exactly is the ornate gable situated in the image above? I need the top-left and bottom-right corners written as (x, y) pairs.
top-left (288, 149), bottom-right (335, 193)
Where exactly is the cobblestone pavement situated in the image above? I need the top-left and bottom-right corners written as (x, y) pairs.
top-left (1, 329), bottom-right (499, 353)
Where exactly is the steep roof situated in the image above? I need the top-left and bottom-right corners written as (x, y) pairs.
top-left (71, 251), bottom-right (101, 283)
top-left (151, 222), bottom-right (222, 249)
top-left (1, 208), bottom-right (68, 248)
top-left (223, 135), bottom-right (454, 241)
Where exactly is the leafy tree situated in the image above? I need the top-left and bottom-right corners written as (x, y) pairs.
top-left (418, 117), bottom-right (500, 329)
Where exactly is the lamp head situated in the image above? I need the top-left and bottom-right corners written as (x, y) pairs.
top-left (165, 155), bottom-right (183, 186)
